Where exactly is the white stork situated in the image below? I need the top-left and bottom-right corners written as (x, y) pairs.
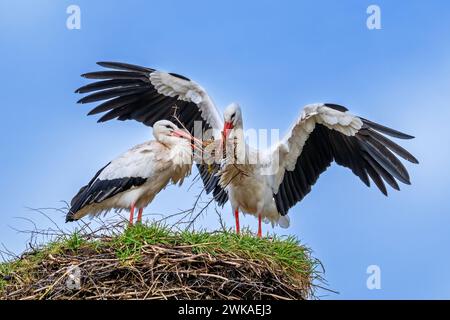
top-left (75, 62), bottom-right (418, 236)
top-left (66, 120), bottom-right (199, 223)
top-left (217, 103), bottom-right (418, 237)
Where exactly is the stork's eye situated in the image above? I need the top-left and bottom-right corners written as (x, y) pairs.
top-left (230, 113), bottom-right (235, 120)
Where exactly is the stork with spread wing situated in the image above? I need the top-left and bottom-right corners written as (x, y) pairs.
top-left (218, 103), bottom-right (418, 237)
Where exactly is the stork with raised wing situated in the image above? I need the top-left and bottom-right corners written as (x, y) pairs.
top-left (66, 120), bottom-right (200, 224)
top-left (218, 103), bottom-right (418, 237)
top-left (75, 62), bottom-right (418, 236)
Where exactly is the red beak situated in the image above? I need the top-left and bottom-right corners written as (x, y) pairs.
top-left (223, 122), bottom-right (234, 139)
top-left (172, 130), bottom-right (203, 152)
top-left (172, 129), bottom-right (194, 140)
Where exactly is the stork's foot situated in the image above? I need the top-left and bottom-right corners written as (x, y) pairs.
top-left (129, 204), bottom-right (136, 225)
top-left (257, 214), bottom-right (262, 238)
top-left (137, 208), bottom-right (144, 223)
top-left (234, 209), bottom-right (240, 234)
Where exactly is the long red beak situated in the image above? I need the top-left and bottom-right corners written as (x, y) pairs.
top-left (172, 130), bottom-right (203, 152)
top-left (223, 122), bottom-right (234, 139)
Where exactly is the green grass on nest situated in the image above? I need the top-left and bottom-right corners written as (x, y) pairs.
top-left (0, 223), bottom-right (323, 300)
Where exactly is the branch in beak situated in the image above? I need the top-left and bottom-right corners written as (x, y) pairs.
top-left (172, 129), bottom-right (203, 152)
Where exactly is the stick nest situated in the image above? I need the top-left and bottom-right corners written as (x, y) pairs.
top-left (1, 223), bottom-right (323, 300)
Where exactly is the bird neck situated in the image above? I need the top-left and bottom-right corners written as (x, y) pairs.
top-left (223, 127), bottom-right (249, 166)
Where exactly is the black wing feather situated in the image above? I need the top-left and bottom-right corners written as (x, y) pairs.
top-left (96, 61), bottom-right (155, 73)
top-left (78, 87), bottom-right (148, 104)
top-left (361, 118), bottom-right (415, 139)
top-left (76, 62), bottom-right (211, 134)
top-left (274, 117), bottom-right (417, 215)
top-left (75, 79), bottom-right (143, 94)
top-left (197, 164), bottom-right (228, 207)
top-left (67, 173), bottom-right (147, 222)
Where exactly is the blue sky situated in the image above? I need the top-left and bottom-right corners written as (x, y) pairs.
top-left (1, 0), bottom-right (449, 299)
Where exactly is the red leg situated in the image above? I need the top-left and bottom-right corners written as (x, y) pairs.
top-left (257, 214), bottom-right (262, 238)
top-left (129, 203), bottom-right (135, 225)
top-left (234, 209), bottom-right (240, 234)
top-left (137, 208), bottom-right (143, 223)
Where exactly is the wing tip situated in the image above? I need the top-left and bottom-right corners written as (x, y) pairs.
top-left (373, 178), bottom-right (388, 196)
top-left (65, 211), bottom-right (76, 223)
top-left (97, 61), bottom-right (111, 68)
top-left (400, 133), bottom-right (415, 140)
top-left (362, 118), bottom-right (416, 140)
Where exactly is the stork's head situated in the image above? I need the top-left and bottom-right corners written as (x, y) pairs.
top-left (153, 120), bottom-right (201, 151)
top-left (223, 103), bottom-right (242, 139)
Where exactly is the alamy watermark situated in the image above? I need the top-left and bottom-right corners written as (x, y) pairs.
top-left (366, 265), bottom-right (381, 290)
top-left (66, 5), bottom-right (81, 30)
top-left (367, 5), bottom-right (382, 30)
top-left (66, 265), bottom-right (81, 290)
top-left (190, 122), bottom-right (282, 175)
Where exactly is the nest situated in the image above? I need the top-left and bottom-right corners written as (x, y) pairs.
top-left (1, 224), bottom-right (322, 300)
